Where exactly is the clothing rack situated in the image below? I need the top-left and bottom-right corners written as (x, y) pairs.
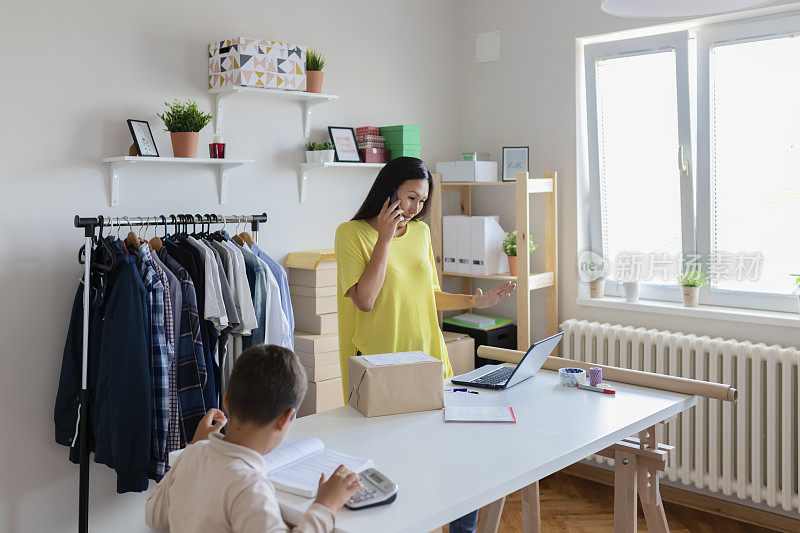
top-left (71, 212), bottom-right (267, 533)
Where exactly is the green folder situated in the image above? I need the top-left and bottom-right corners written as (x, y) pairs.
top-left (443, 314), bottom-right (515, 331)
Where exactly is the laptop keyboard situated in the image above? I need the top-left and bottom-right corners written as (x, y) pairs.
top-left (473, 366), bottom-right (514, 385)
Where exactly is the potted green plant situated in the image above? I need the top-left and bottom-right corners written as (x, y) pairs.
top-left (584, 261), bottom-right (607, 298)
top-left (678, 269), bottom-right (709, 307)
top-left (305, 141), bottom-right (335, 163)
top-left (305, 48), bottom-right (326, 93)
top-left (157, 99), bottom-right (213, 158)
top-left (501, 230), bottom-right (537, 276)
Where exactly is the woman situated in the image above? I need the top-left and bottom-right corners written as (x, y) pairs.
top-left (334, 157), bottom-right (515, 532)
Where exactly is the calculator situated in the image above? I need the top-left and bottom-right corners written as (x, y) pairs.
top-left (345, 468), bottom-right (398, 510)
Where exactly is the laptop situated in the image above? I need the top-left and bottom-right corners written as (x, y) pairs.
top-left (450, 332), bottom-right (563, 390)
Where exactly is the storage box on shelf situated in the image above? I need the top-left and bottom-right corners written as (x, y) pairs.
top-left (358, 147), bottom-right (390, 163)
top-left (436, 161), bottom-right (498, 182)
top-left (286, 249), bottom-right (343, 417)
top-left (380, 125), bottom-right (421, 160)
top-left (209, 38), bottom-right (306, 91)
top-left (443, 315), bottom-right (516, 368)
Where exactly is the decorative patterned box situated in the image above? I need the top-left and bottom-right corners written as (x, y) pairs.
top-left (359, 147), bottom-right (390, 163)
top-left (209, 38), bottom-right (306, 91)
top-left (357, 140), bottom-right (385, 149)
top-left (356, 126), bottom-right (381, 138)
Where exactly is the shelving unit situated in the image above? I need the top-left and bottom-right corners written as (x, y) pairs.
top-left (102, 156), bottom-right (253, 207)
top-left (430, 171), bottom-right (559, 350)
top-left (210, 86), bottom-right (340, 138)
top-left (297, 161), bottom-right (385, 203)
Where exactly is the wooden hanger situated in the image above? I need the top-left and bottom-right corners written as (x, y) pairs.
top-left (238, 231), bottom-right (254, 246)
top-left (149, 215), bottom-right (166, 252)
top-left (124, 217), bottom-right (140, 251)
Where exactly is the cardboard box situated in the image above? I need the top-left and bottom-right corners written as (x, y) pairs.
top-left (443, 331), bottom-right (476, 377)
top-left (291, 294), bottom-right (337, 315)
top-left (347, 353), bottom-right (444, 417)
top-left (288, 267), bottom-right (336, 288)
top-left (380, 125), bottom-right (421, 146)
top-left (294, 332), bottom-right (339, 354)
top-left (436, 161), bottom-right (498, 182)
top-left (296, 349), bottom-right (339, 368)
top-left (298, 377), bottom-right (344, 417)
top-left (209, 38), bottom-right (306, 91)
top-left (294, 311), bottom-right (337, 335)
top-left (303, 361), bottom-right (341, 382)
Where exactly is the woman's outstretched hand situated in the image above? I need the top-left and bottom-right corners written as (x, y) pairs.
top-left (472, 281), bottom-right (516, 309)
top-left (376, 197), bottom-right (403, 242)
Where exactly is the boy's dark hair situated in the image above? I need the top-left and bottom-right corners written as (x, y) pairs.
top-left (226, 345), bottom-right (308, 425)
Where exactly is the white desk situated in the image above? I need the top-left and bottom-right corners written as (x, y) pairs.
top-left (277, 370), bottom-right (697, 532)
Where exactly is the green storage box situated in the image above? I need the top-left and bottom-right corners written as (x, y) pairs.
top-left (381, 125), bottom-right (421, 146)
top-left (390, 147), bottom-right (421, 160)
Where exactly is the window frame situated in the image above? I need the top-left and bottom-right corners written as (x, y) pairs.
top-left (695, 15), bottom-right (800, 312)
top-left (584, 31), bottom-right (695, 302)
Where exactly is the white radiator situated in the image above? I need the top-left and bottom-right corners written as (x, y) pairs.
top-left (560, 319), bottom-right (800, 512)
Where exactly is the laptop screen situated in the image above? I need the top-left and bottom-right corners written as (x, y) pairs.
top-left (505, 332), bottom-right (563, 388)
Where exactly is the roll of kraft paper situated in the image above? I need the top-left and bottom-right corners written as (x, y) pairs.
top-left (558, 367), bottom-right (587, 387)
top-left (589, 367), bottom-right (603, 387)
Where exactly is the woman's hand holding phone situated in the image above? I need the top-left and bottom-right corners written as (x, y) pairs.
top-left (376, 197), bottom-right (403, 243)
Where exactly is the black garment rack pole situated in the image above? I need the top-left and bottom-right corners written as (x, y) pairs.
top-left (71, 213), bottom-right (267, 533)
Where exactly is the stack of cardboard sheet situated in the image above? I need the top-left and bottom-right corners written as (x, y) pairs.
top-left (285, 249), bottom-right (344, 417)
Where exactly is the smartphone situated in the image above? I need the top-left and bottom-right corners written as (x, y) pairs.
top-left (389, 189), bottom-right (398, 205)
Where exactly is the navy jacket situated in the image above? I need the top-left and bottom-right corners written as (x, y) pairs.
top-left (55, 239), bottom-right (152, 493)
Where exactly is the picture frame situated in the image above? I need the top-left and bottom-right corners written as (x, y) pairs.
top-left (328, 126), bottom-right (362, 163)
top-left (127, 119), bottom-right (159, 157)
top-left (502, 146), bottom-right (530, 181)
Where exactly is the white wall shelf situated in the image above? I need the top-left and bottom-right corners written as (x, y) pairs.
top-left (298, 162), bottom-right (385, 203)
top-left (210, 86), bottom-right (340, 138)
top-left (102, 156), bottom-right (254, 207)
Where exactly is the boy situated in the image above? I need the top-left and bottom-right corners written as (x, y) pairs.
top-left (146, 345), bottom-right (362, 532)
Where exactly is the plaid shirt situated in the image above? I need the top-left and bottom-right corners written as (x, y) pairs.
top-left (149, 254), bottom-right (181, 455)
top-left (163, 254), bottom-right (208, 444)
top-left (137, 244), bottom-right (169, 481)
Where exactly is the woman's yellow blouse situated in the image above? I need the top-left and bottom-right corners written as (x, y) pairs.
top-left (334, 219), bottom-right (452, 398)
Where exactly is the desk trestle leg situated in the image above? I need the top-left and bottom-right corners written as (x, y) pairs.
top-left (476, 496), bottom-right (506, 533)
top-left (598, 424), bottom-right (674, 533)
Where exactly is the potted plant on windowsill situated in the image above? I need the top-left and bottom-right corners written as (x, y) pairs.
top-left (305, 141), bottom-right (335, 163)
top-left (678, 269), bottom-right (709, 307)
top-left (305, 48), bottom-right (326, 93)
top-left (157, 99), bottom-right (213, 158)
top-left (501, 230), bottom-right (536, 277)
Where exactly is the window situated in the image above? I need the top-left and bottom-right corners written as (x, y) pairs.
top-left (584, 33), bottom-right (694, 300)
top-left (584, 17), bottom-right (800, 312)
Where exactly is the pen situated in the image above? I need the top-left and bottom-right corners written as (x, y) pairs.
top-left (445, 389), bottom-right (480, 394)
top-left (577, 383), bottom-right (615, 395)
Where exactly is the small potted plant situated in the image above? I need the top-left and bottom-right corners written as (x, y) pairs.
top-left (305, 141), bottom-right (335, 163)
top-left (501, 230), bottom-right (537, 276)
top-left (585, 261), bottom-right (607, 298)
top-left (678, 269), bottom-right (709, 307)
top-left (793, 275), bottom-right (800, 314)
top-left (157, 99), bottom-right (213, 158)
top-left (305, 48), bottom-right (326, 93)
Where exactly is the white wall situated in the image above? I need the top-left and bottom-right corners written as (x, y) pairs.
top-left (0, 1), bottom-right (457, 531)
top-left (455, 0), bottom-right (800, 349)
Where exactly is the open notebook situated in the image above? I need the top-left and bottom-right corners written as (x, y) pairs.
top-left (264, 438), bottom-right (372, 498)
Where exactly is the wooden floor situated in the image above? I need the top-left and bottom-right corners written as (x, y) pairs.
top-left (445, 472), bottom-right (776, 532)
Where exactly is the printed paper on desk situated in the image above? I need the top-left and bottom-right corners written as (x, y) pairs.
top-left (361, 351), bottom-right (439, 366)
top-left (444, 406), bottom-right (516, 423)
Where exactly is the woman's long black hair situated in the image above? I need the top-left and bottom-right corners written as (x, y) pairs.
top-left (351, 157), bottom-right (434, 221)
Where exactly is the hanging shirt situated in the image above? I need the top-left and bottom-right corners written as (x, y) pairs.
top-left (137, 242), bottom-right (170, 481)
top-left (251, 243), bottom-right (295, 339)
top-left (254, 254), bottom-right (293, 348)
top-left (222, 240), bottom-right (257, 334)
top-left (163, 253), bottom-right (208, 444)
top-left (149, 252), bottom-right (180, 455)
top-left (237, 244), bottom-right (269, 349)
top-left (186, 236), bottom-right (228, 332)
top-left (334, 220), bottom-right (452, 397)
